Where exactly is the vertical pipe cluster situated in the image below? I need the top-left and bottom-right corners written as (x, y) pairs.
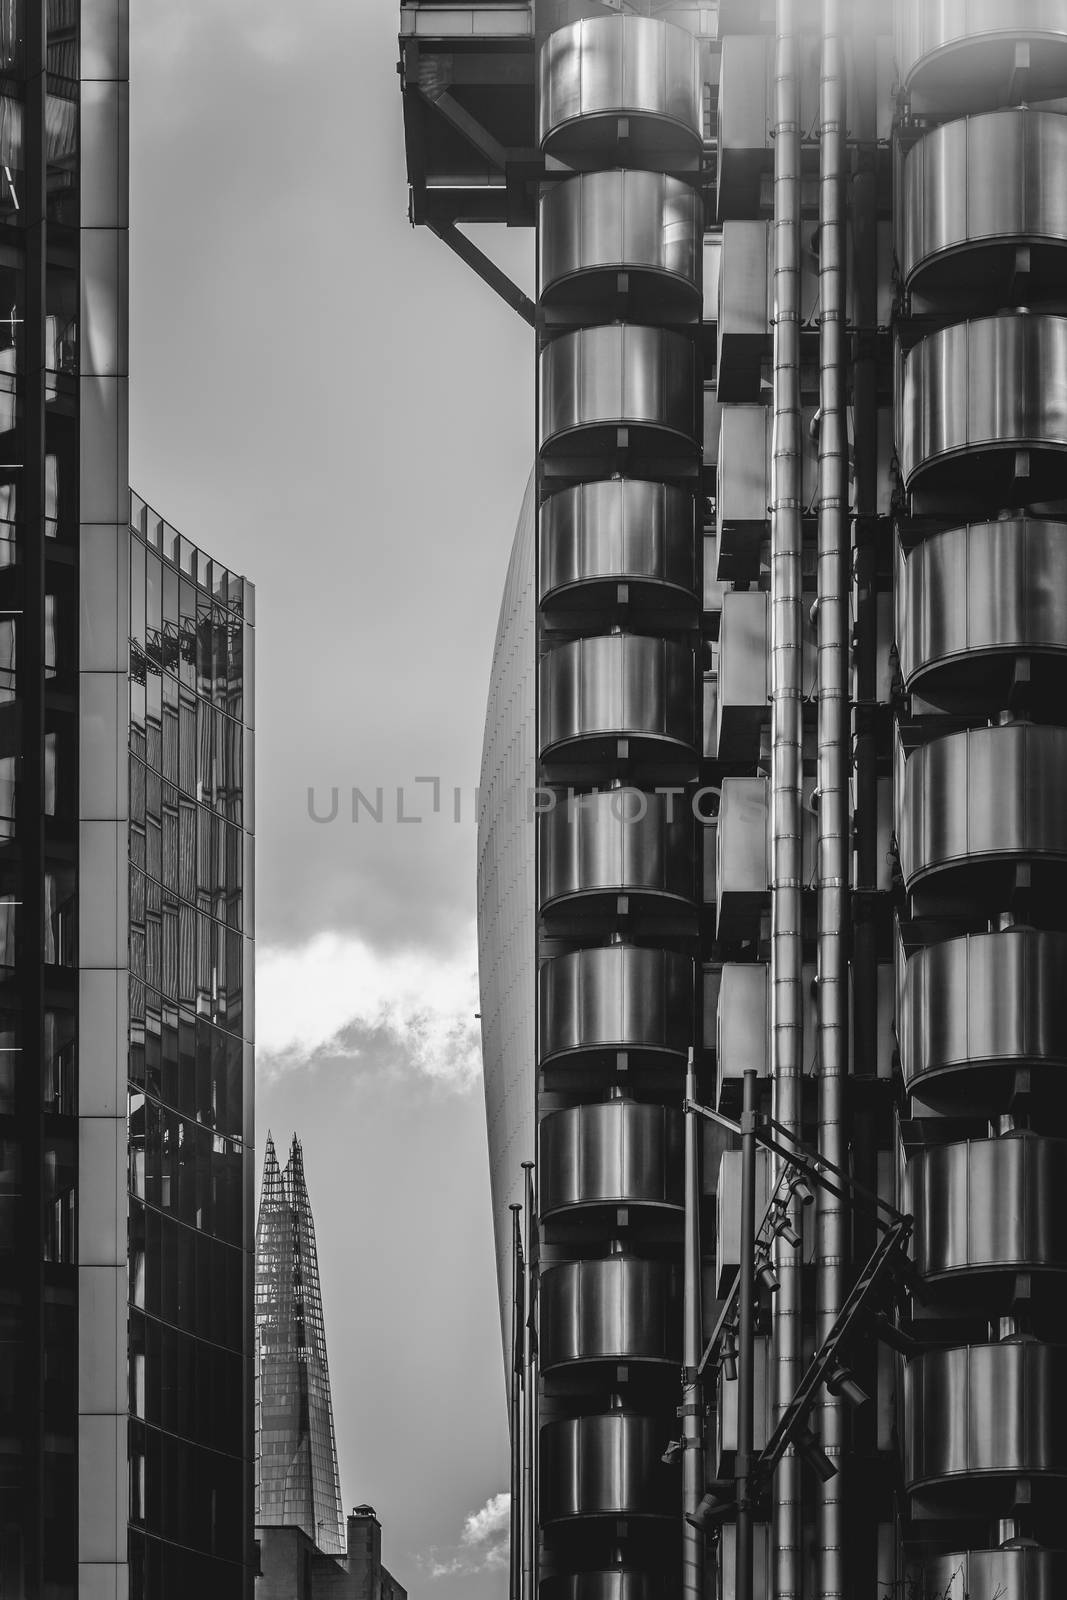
top-left (534, 15), bottom-right (704, 1597)
top-left (815, 4), bottom-right (849, 1595)
top-left (770, 5), bottom-right (804, 1594)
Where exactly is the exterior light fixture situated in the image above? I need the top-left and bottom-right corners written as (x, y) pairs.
top-left (720, 1328), bottom-right (738, 1382)
top-left (795, 1424), bottom-right (837, 1482)
top-left (826, 1363), bottom-right (869, 1409)
top-left (755, 1252), bottom-right (780, 1294)
top-left (771, 1201), bottom-right (802, 1249)
top-left (685, 1480), bottom-right (738, 1530)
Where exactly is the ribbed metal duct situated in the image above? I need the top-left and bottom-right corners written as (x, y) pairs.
top-left (920, 1548), bottom-right (1067, 1599)
top-left (539, 1102), bottom-right (683, 1219)
top-left (538, 635), bottom-right (696, 771)
top-left (539, 325), bottom-right (699, 465)
top-left (898, 723), bottom-right (1067, 895)
top-left (905, 1135), bottom-right (1067, 1279)
top-left (902, 111), bottom-right (1067, 302)
top-left (895, 1), bottom-right (1067, 113)
top-left (539, 16), bottom-right (702, 167)
top-left (539, 791), bottom-right (696, 918)
top-left (897, 520), bottom-right (1067, 702)
top-left (900, 315), bottom-right (1067, 512)
top-left (902, 1341), bottom-right (1067, 1489)
top-left (539, 945), bottom-right (694, 1072)
top-left (539, 1258), bottom-right (681, 1371)
top-left (899, 929), bottom-right (1067, 1095)
top-left (539, 171), bottom-right (702, 321)
top-left (540, 1412), bottom-right (676, 1522)
top-left (539, 480), bottom-right (697, 619)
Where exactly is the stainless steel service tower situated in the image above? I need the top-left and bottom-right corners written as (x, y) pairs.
top-left (401, 3), bottom-right (1067, 1595)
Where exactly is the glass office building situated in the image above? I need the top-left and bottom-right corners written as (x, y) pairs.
top-left (255, 1131), bottom-right (345, 1559)
top-left (0, 6), bottom-right (257, 1596)
top-left (127, 496), bottom-right (256, 1597)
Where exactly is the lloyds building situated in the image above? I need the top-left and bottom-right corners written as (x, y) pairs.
top-left (0, 6), bottom-right (256, 1599)
top-left (402, 2), bottom-right (1067, 1597)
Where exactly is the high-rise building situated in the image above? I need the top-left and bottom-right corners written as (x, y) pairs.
top-left (254, 1136), bottom-right (406, 1600)
top-left (126, 494), bottom-right (256, 1597)
top-left (255, 1132), bottom-right (345, 1562)
top-left (0, 7), bottom-right (257, 1596)
top-left (401, 3), bottom-right (1067, 1596)
top-left (477, 473), bottom-right (536, 1375)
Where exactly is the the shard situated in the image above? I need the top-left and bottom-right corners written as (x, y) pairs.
top-left (255, 1133), bottom-right (346, 1558)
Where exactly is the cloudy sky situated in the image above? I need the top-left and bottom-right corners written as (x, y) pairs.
top-left (130, 2), bottom-right (535, 1592)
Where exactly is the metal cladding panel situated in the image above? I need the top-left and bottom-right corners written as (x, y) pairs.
top-left (539, 791), bottom-right (696, 907)
top-left (538, 325), bottom-right (698, 456)
top-left (895, 0), bottom-right (1067, 112)
top-left (900, 315), bottom-right (1067, 491)
top-left (897, 520), bottom-right (1067, 690)
top-left (539, 480), bottom-right (697, 611)
top-left (716, 964), bottom-right (769, 1082)
top-left (921, 1549), bottom-right (1067, 1599)
top-left (539, 1102), bottom-right (683, 1215)
top-left (900, 929), bottom-right (1067, 1090)
top-left (539, 170), bottom-right (702, 313)
top-left (538, 16), bottom-right (702, 162)
top-left (902, 1342), bottom-right (1067, 1487)
top-left (539, 635), bottom-right (696, 756)
top-left (898, 724), bottom-right (1067, 887)
top-left (539, 1413), bottom-right (675, 1520)
top-left (902, 111), bottom-right (1067, 292)
top-left (905, 1135), bottom-right (1067, 1278)
top-left (539, 1574), bottom-right (661, 1600)
top-left (539, 945), bottom-right (694, 1064)
top-left (476, 475), bottom-right (536, 1375)
top-left (539, 1258), bottom-right (681, 1368)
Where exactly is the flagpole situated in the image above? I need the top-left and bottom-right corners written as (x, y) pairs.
top-left (509, 1202), bottom-right (524, 1600)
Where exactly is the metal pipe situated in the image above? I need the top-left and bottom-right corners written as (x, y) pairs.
top-left (771, 3), bottom-right (804, 1593)
top-left (817, 3), bottom-right (849, 1596)
top-left (682, 1052), bottom-right (704, 1600)
top-left (738, 1069), bottom-right (759, 1600)
top-left (522, 1161), bottom-right (536, 1600)
top-left (509, 1202), bottom-right (524, 1600)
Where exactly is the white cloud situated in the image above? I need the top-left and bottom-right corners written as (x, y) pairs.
top-left (423, 1491), bottom-right (511, 1581)
top-left (256, 930), bottom-right (482, 1090)
top-left (461, 1491), bottom-right (510, 1547)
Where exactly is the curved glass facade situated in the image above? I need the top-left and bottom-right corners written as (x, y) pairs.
top-left (477, 473), bottom-right (536, 1374)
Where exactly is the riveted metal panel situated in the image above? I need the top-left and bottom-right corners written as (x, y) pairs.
top-left (900, 315), bottom-right (1067, 495)
top-left (921, 1549), bottom-right (1067, 1599)
top-left (540, 1412), bottom-right (676, 1521)
top-left (539, 1102), bottom-right (683, 1217)
top-left (539, 170), bottom-right (702, 319)
top-left (896, 0), bottom-right (1067, 113)
top-left (539, 1576), bottom-right (661, 1600)
top-left (902, 112), bottom-right (1067, 297)
top-left (897, 520), bottom-right (1067, 693)
top-left (539, 480), bottom-right (698, 615)
top-left (538, 634), bottom-right (696, 763)
top-left (900, 929), bottom-right (1067, 1092)
top-left (902, 1342), bottom-right (1067, 1488)
top-left (905, 1135), bottom-right (1067, 1279)
top-left (539, 16), bottom-right (702, 166)
top-left (898, 724), bottom-right (1067, 888)
top-left (539, 945), bottom-right (694, 1067)
top-left (539, 790), bottom-right (696, 911)
top-left (539, 325), bottom-right (699, 461)
top-left (539, 1258), bottom-right (681, 1369)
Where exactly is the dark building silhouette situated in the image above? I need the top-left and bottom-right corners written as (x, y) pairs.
top-left (255, 1137), bottom-right (406, 1600)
